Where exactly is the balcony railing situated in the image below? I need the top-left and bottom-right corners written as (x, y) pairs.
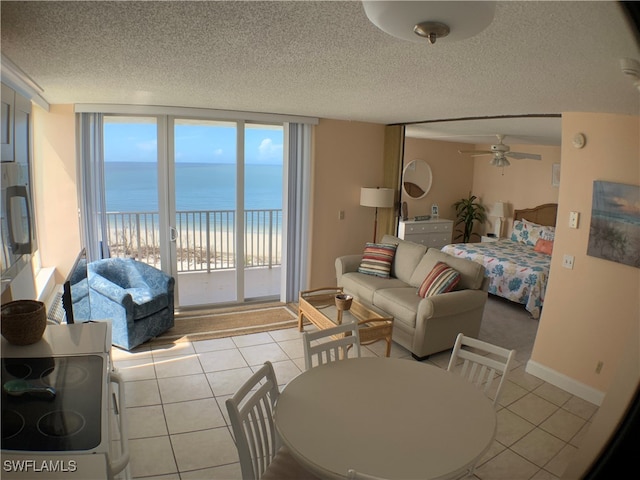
top-left (105, 209), bottom-right (282, 272)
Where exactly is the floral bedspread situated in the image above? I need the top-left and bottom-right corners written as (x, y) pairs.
top-left (441, 239), bottom-right (551, 318)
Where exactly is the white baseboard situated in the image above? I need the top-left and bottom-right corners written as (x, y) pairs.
top-left (526, 360), bottom-right (605, 406)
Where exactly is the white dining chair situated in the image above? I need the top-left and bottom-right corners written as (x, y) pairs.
top-left (447, 333), bottom-right (516, 407)
top-left (302, 321), bottom-right (361, 370)
top-left (225, 361), bottom-right (319, 480)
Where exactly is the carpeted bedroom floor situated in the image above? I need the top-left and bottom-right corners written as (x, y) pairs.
top-left (479, 294), bottom-right (540, 363)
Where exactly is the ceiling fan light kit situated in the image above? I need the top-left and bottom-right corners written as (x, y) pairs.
top-left (362, 1), bottom-right (496, 44)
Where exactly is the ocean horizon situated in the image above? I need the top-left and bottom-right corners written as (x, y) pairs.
top-left (105, 162), bottom-right (283, 212)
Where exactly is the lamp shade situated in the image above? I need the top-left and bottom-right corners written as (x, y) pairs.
top-left (489, 202), bottom-right (506, 218)
top-left (360, 188), bottom-right (395, 208)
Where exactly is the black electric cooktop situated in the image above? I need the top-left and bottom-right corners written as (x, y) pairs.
top-left (1, 355), bottom-right (104, 452)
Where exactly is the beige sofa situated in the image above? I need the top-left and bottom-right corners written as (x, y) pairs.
top-left (335, 234), bottom-right (488, 359)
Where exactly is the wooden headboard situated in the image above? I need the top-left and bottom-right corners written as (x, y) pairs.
top-left (513, 203), bottom-right (558, 227)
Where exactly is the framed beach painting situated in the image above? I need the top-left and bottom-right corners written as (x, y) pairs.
top-left (587, 180), bottom-right (640, 268)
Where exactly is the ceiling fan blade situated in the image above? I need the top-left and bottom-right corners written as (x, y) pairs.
top-left (458, 150), bottom-right (493, 156)
top-left (506, 152), bottom-right (542, 160)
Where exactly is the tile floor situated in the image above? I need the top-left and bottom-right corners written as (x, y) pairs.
top-left (112, 326), bottom-right (598, 480)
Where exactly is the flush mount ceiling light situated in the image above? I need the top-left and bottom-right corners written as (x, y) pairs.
top-left (362, 1), bottom-right (496, 44)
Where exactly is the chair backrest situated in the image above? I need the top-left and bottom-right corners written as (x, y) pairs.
top-left (447, 333), bottom-right (516, 407)
top-left (225, 361), bottom-right (281, 480)
top-left (302, 321), bottom-right (361, 370)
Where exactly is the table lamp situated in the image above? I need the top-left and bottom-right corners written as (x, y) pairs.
top-left (489, 201), bottom-right (506, 238)
top-left (360, 187), bottom-right (395, 243)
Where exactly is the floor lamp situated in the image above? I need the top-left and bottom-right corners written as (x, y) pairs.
top-left (360, 187), bottom-right (395, 243)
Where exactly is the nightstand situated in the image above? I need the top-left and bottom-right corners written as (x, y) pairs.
top-left (481, 236), bottom-right (499, 243)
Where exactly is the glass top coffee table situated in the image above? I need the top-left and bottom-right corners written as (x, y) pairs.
top-left (298, 287), bottom-right (394, 357)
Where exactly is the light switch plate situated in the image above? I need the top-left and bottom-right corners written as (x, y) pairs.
top-left (569, 211), bottom-right (580, 228)
top-left (562, 254), bottom-right (575, 269)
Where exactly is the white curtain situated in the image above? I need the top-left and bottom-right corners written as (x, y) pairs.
top-left (283, 123), bottom-right (312, 302)
top-left (76, 112), bottom-right (109, 261)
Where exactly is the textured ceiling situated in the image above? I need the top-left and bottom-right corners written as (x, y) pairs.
top-left (1, 1), bottom-right (639, 145)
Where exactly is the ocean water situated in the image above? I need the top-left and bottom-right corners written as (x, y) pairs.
top-left (105, 162), bottom-right (283, 212)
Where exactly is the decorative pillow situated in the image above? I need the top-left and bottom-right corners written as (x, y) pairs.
top-left (511, 220), bottom-right (555, 247)
top-left (358, 242), bottom-right (397, 278)
top-left (534, 238), bottom-right (554, 255)
top-left (539, 226), bottom-right (556, 241)
top-left (418, 262), bottom-right (461, 298)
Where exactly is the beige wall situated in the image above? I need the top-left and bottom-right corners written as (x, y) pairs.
top-left (309, 119), bottom-right (386, 287)
top-left (471, 143), bottom-right (561, 235)
top-left (32, 104), bottom-right (80, 282)
top-left (402, 137), bottom-right (475, 229)
top-left (531, 112), bottom-right (640, 393)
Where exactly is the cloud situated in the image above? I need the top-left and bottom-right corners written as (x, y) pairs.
top-left (258, 138), bottom-right (283, 161)
top-left (136, 139), bottom-right (157, 152)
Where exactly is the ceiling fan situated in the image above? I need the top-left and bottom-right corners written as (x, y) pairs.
top-left (458, 134), bottom-right (542, 167)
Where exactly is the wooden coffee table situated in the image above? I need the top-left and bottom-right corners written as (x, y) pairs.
top-left (298, 287), bottom-right (394, 357)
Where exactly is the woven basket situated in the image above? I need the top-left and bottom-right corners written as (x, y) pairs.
top-left (1, 300), bottom-right (47, 345)
top-left (335, 294), bottom-right (353, 311)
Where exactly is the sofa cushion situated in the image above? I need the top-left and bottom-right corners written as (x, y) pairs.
top-left (381, 235), bottom-right (427, 284)
top-left (340, 272), bottom-right (407, 305)
top-left (373, 287), bottom-right (421, 330)
top-left (358, 242), bottom-right (397, 278)
top-left (418, 262), bottom-right (461, 298)
top-left (410, 248), bottom-right (485, 291)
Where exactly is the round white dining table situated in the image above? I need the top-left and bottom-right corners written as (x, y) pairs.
top-left (275, 357), bottom-right (497, 480)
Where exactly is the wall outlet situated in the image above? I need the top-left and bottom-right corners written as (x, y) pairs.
top-left (562, 254), bottom-right (575, 269)
top-left (338, 210), bottom-right (345, 220)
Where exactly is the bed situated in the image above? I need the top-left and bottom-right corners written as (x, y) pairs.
top-left (441, 203), bottom-right (558, 319)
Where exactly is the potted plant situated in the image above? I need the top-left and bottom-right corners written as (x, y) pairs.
top-left (453, 194), bottom-right (487, 243)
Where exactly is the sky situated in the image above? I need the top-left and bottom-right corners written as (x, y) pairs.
top-left (104, 119), bottom-right (283, 165)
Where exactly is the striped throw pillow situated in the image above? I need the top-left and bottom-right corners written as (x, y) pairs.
top-left (418, 262), bottom-right (461, 298)
top-left (358, 242), bottom-right (397, 278)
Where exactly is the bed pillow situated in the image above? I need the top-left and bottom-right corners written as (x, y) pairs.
top-left (358, 242), bottom-right (397, 278)
top-left (511, 220), bottom-right (555, 247)
top-left (534, 238), bottom-right (554, 255)
top-left (418, 262), bottom-right (461, 298)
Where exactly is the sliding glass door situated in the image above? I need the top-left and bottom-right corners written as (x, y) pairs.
top-left (91, 111), bottom-right (295, 310)
top-left (243, 123), bottom-right (284, 300)
top-left (170, 119), bottom-right (284, 308)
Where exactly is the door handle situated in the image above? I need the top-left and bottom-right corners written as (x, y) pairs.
top-left (170, 227), bottom-right (178, 242)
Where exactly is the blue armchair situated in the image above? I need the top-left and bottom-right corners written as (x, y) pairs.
top-left (88, 258), bottom-right (175, 350)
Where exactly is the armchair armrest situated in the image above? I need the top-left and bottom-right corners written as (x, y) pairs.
top-left (89, 273), bottom-right (133, 306)
top-left (131, 261), bottom-right (175, 296)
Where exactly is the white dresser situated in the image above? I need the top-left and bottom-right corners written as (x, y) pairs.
top-left (398, 218), bottom-right (453, 249)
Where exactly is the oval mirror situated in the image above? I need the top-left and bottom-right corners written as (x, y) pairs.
top-left (402, 159), bottom-right (432, 199)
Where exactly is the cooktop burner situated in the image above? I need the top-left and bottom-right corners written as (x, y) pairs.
top-left (1, 355), bottom-right (104, 452)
